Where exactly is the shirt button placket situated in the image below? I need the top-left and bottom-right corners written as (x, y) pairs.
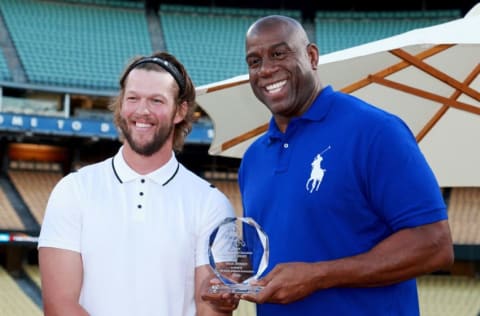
top-left (132, 178), bottom-right (146, 221)
top-left (138, 178), bottom-right (145, 210)
top-left (276, 141), bottom-right (291, 173)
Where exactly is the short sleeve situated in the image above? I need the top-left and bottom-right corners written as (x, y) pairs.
top-left (366, 117), bottom-right (447, 231)
top-left (38, 173), bottom-right (83, 253)
top-left (195, 189), bottom-right (236, 267)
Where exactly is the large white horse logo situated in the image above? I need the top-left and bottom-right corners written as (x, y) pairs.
top-left (305, 146), bottom-right (330, 193)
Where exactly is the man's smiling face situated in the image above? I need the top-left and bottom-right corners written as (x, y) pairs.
top-left (245, 19), bottom-right (318, 122)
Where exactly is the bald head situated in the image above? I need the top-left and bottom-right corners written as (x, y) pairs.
top-left (246, 15), bottom-right (309, 46)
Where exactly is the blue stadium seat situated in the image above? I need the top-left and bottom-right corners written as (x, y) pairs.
top-left (0, 51), bottom-right (12, 81)
top-left (0, 0), bottom-right (151, 90)
top-left (315, 9), bottom-right (461, 54)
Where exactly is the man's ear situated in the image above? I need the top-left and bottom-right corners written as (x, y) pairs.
top-left (307, 43), bottom-right (320, 70)
top-left (174, 101), bottom-right (188, 124)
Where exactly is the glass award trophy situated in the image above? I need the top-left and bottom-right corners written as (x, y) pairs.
top-left (208, 217), bottom-right (269, 294)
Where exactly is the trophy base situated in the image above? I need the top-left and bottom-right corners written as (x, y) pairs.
top-left (209, 284), bottom-right (263, 294)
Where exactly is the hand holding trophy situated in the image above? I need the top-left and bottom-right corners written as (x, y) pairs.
top-left (208, 217), bottom-right (269, 294)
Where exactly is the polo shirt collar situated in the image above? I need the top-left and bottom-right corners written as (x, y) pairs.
top-left (301, 85), bottom-right (335, 122)
top-left (112, 147), bottom-right (180, 185)
top-left (265, 85), bottom-right (336, 141)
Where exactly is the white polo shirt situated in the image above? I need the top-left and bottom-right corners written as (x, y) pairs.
top-left (38, 147), bottom-right (235, 316)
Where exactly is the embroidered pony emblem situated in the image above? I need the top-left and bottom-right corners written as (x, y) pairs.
top-left (305, 146), bottom-right (330, 193)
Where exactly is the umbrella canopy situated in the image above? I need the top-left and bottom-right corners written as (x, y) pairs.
top-left (196, 5), bottom-right (480, 186)
top-left (196, 75), bottom-right (269, 158)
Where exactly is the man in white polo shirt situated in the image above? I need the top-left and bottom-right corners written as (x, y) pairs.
top-left (38, 52), bottom-right (237, 316)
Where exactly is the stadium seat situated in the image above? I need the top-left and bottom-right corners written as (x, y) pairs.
top-left (0, 266), bottom-right (42, 316)
top-left (0, 0), bottom-right (151, 90)
top-left (315, 9), bottom-right (461, 54)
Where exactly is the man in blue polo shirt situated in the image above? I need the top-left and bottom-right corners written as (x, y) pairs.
top-left (237, 15), bottom-right (454, 316)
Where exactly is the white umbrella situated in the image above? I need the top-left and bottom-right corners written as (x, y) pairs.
top-left (196, 5), bottom-right (480, 186)
top-left (196, 75), bottom-right (269, 158)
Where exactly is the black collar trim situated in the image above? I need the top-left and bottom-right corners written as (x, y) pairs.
top-left (112, 157), bottom-right (123, 184)
top-left (162, 162), bottom-right (179, 186)
top-left (111, 157), bottom-right (179, 186)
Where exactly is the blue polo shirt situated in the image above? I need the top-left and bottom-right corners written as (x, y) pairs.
top-left (238, 86), bottom-right (447, 316)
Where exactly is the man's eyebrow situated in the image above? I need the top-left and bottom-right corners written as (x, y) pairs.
top-left (271, 42), bottom-right (289, 50)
